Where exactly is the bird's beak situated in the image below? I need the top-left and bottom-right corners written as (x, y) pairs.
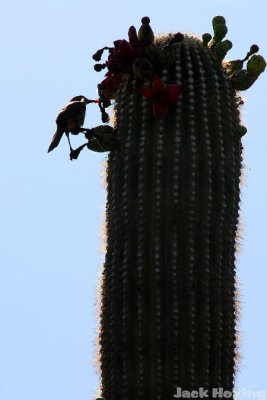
top-left (83, 97), bottom-right (99, 104)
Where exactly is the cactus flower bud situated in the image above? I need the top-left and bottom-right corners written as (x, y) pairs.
top-left (202, 33), bottom-right (212, 46)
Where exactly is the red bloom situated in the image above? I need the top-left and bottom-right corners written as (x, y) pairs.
top-left (106, 39), bottom-right (136, 71)
top-left (128, 26), bottom-right (139, 46)
top-left (100, 71), bottom-right (123, 99)
top-left (107, 27), bottom-right (142, 73)
top-left (142, 76), bottom-right (181, 119)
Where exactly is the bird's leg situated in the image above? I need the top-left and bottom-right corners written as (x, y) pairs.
top-left (77, 127), bottom-right (93, 134)
top-left (77, 128), bottom-right (94, 140)
top-left (69, 142), bottom-right (88, 160)
top-left (66, 133), bottom-right (73, 151)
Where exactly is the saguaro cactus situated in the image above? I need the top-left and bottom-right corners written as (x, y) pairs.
top-left (91, 16), bottom-right (265, 400)
top-left (90, 17), bottom-right (266, 400)
top-left (48, 15), bottom-right (265, 400)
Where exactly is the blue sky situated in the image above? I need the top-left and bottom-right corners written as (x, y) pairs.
top-left (1, 1), bottom-right (266, 399)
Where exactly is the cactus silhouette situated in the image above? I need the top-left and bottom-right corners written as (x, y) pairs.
top-left (49, 15), bottom-right (265, 400)
top-left (92, 16), bottom-right (266, 400)
top-left (91, 16), bottom-right (265, 400)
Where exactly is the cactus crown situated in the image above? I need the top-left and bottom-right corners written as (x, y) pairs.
top-left (52, 16), bottom-right (265, 159)
top-left (93, 16), bottom-right (265, 122)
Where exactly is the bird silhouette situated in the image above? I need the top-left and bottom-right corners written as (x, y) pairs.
top-left (48, 95), bottom-right (97, 153)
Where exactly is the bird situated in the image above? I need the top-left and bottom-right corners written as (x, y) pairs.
top-left (48, 95), bottom-right (97, 153)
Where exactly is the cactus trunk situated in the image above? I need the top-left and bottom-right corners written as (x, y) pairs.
top-left (99, 38), bottom-right (242, 399)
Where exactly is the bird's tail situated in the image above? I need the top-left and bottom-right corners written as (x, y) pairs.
top-left (47, 127), bottom-right (64, 153)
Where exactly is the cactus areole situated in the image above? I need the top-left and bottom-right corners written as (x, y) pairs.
top-left (50, 16), bottom-right (266, 400)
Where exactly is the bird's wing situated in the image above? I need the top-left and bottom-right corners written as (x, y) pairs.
top-left (48, 101), bottom-right (87, 153)
top-left (56, 101), bottom-right (86, 126)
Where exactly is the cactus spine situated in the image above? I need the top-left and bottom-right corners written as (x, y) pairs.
top-left (94, 17), bottom-right (266, 399)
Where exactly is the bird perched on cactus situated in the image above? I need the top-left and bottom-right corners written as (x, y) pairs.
top-left (47, 95), bottom-right (98, 153)
top-left (49, 14), bottom-right (266, 400)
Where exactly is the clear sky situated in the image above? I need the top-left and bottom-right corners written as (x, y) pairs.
top-left (1, 1), bottom-right (266, 399)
